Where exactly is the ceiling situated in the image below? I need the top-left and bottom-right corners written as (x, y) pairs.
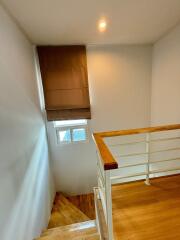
top-left (2, 0), bottom-right (180, 45)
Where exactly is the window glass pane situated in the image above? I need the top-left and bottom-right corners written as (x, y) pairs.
top-left (58, 129), bottom-right (71, 143)
top-left (72, 128), bottom-right (86, 142)
top-left (54, 119), bottom-right (87, 127)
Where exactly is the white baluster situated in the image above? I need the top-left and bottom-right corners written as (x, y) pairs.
top-left (145, 133), bottom-right (151, 185)
top-left (105, 170), bottom-right (114, 240)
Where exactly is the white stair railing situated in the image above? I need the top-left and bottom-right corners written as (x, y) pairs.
top-left (93, 124), bottom-right (180, 240)
top-left (96, 151), bottom-right (113, 240)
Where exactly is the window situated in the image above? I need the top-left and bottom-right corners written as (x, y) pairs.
top-left (54, 119), bottom-right (88, 144)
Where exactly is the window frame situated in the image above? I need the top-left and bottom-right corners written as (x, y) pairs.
top-left (54, 120), bottom-right (89, 145)
top-left (54, 119), bottom-right (87, 128)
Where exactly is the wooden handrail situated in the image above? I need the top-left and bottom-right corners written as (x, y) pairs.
top-left (93, 124), bottom-right (180, 170)
top-left (93, 133), bottom-right (118, 170)
top-left (97, 124), bottom-right (180, 138)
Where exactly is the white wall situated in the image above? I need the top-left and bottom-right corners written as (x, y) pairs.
top-left (88, 45), bottom-right (152, 131)
top-left (148, 23), bottom-right (180, 178)
top-left (47, 124), bottom-right (97, 195)
top-left (48, 45), bottom-right (152, 195)
top-left (0, 5), bottom-right (55, 240)
top-left (151, 23), bottom-right (180, 125)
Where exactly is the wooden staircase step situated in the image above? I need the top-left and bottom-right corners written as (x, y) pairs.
top-left (42, 220), bottom-right (96, 236)
top-left (36, 220), bottom-right (99, 240)
top-left (72, 233), bottom-right (100, 240)
top-left (67, 193), bottom-right (95, 219)
top-left (48, 193), bottom-right (90, 228)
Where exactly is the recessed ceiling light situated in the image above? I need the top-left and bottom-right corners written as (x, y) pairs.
top-left (98, 19), bottom-right (107, 32)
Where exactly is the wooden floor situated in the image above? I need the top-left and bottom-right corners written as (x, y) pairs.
top-left (38, 220), bottom-right (99, 240)
top-left (112, 175), bottom-right (180, 240)
top-left (67, 193), bottom-right (95, 219)
top-left (41, 192), bottom-right (99, 240)
top-left (48, 193), bottom-right (89, 228)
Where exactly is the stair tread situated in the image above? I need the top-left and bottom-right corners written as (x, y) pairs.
top-left (48, 193), bottom-right (90, 228)
top-left (36, 220), bottom-right (98, 240)
top-left (36, 233), bottom-right (99, 240)
top-left (42, 220), bottom-right (96, 236)
top-left (67, 193), bottom-right (95, 219)
top-left (72, 233), bottom-right (100, 240)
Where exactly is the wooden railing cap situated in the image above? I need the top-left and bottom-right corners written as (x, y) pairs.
top-left (96, 124), bottom-right (180, 138)
top-left (93, 124), bottom-right (180, 171)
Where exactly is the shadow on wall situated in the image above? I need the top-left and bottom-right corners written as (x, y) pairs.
top-left (2, 127), bottom-right (55, 240)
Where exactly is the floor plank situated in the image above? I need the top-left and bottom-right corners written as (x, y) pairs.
top-left (112, 175), bottom-right (180, 240)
